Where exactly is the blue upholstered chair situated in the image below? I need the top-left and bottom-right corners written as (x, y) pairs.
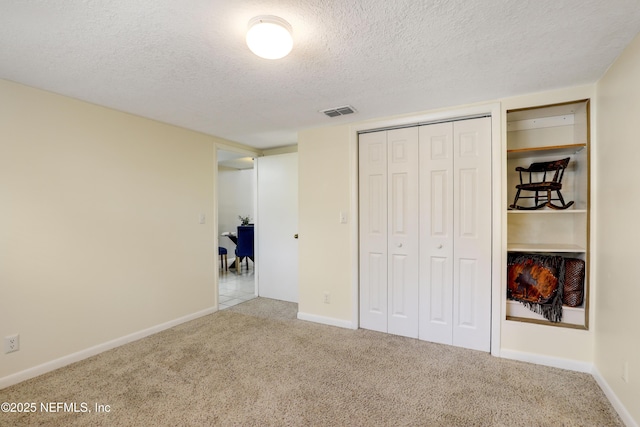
top-left (218, 246), bottom-right (228, 270)
top-left (235, 225), bottom-right (254, 273)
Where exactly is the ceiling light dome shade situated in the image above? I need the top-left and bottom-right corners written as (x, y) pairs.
top-left (246, 15), bottom-right (293, 59)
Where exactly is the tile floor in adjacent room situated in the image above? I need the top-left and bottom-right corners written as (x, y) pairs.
top-left (219, 260), bottom-right (256, 310)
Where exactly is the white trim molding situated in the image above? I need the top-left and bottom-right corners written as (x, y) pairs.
top-left (499, 349), bottom-right (593, 373)
top-left (501, 350), bottom-right (636, 425)
top-left (592, 367), bottom-right (638, 427)
top-left (297, 312), bottom-right (356, 330)
top-left (0, 306), bottom-right (218, 390)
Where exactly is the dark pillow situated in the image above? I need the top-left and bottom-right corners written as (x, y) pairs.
top-left (507, 253), bottom-right (564, 322)
top-left (563, 258), bottom-right (585, 307)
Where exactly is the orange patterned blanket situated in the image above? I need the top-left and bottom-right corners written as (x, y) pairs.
top-left (507, 253), bottom-right (564, 322)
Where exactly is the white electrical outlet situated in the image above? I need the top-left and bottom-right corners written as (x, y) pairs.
top-left (324, 293), bottom-right (330, 304)
top-left (4, 334), bottom-right (19, 353)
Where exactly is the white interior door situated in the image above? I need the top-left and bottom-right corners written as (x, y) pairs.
top-left (359, 128), bottom-right (419, 338)
top-left (359, 131), bottom-right (388, 333)
top-left (419, 122), bottom-right (454, 344)
top-left (256, 153), bottom-right (298, 302)
top-left (359, 117), bottom-right (492, 350)
top-left (387, 127), bottom-right (419, 338)
top-left (452, 117), bottom-right (492, 352)
top-left (418, 117), bottom-right (492, 351)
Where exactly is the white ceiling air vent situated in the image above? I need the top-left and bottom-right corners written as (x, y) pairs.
top-left (320, 105), bottom-right (357, 118)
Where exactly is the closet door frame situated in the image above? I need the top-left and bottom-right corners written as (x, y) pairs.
top-left (352, 103), bottom-right (503, 356)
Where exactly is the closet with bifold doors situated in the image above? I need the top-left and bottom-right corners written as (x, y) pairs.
top-left (359, 116), bottom-right (492, 352)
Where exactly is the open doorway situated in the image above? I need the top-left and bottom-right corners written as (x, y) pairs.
top-left (217, 149), bottom-right (257, 309)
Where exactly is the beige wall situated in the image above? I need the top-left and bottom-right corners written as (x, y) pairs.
top-left (298, 125), bottom-right (355, 323)
top-left (595, 32), bottom-right (640, 424)
top-left (0, 80), bottom-right (219, 378)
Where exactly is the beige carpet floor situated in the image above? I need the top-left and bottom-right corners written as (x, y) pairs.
top-left (0, 297), bottom-right (623, 426)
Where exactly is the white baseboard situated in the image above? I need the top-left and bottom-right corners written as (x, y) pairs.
top-left (0, 306), bottom-right (218, 390)
top-left (592, 366), bottom-right (638, 427)
top-left (297, 311), bottom-right (356, 330)
top-left (500, 350), bottom-right (637, 426)
top-left (499, 349), bottom-right (593, 373)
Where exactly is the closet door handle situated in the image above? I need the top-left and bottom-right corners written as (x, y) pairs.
top-left (397, 243), bottom-right (403, 248)
top-left (437, 244), bottom-right (443, 249)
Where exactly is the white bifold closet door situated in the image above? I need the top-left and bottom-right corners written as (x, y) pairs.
top-left (359, 127), bottom-right (420, 338)
top-left (359, 117), bottom-right (492, 351)
top-left (418, 118), bottom-right (491, 352)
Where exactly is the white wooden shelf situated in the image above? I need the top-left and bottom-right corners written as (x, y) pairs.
top-left (507, 209), bottom-right (587, 214)
top-left (506, 143), bottom-right (586, 159)
top-left (507, 242), bottom-right (586, 253)
top-left (506, 300), bottom-right (585, 327)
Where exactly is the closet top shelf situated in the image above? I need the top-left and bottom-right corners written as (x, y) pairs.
top-left (507, 143), bottom-right (586, 159)
top-left (507, 242), bottom-right (586, 253)
top-left (507, 209), bottom-right (587, 214)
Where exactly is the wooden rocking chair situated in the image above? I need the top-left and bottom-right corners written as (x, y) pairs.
top-left (509, 157), bottom-right (574, 210)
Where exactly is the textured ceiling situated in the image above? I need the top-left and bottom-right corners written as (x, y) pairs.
top-left (2, 1), bottom-right (640, 149)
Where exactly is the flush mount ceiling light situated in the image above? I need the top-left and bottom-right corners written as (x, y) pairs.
top-left (246, 15), bottom-right (293, 59)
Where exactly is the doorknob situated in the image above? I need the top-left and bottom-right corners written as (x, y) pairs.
top-left (397, 243), bottom-right (403, 248)
top-left (294, 234), bottom-right (298, 239)
top-left (437, 244), bottom-right (443, 249)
